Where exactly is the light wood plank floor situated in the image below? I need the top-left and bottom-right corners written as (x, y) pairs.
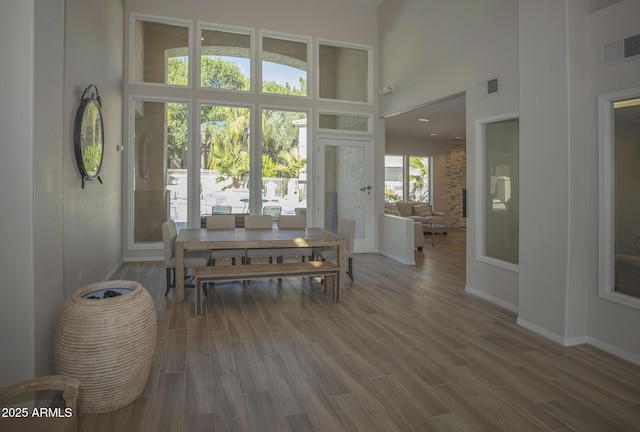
top-left (78, 230), bottom-right (640, 431)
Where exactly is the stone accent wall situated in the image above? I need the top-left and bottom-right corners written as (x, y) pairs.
top-left (446, 140), bottom-right (467, 228)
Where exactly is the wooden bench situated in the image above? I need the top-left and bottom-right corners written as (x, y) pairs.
top-left (193, 261), bottom-right (341, 314)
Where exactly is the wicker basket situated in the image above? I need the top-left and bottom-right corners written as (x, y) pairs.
top-left (54, 280), bottom-right (157, 414)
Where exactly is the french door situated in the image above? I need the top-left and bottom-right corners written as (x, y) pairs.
top-left (318, 137), bottom-right (374, 252)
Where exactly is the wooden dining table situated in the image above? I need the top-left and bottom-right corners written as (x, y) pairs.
top-left (174, 227), bottom-right (347, 301)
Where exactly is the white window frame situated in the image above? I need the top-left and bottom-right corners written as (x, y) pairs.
top-left (474, 112), bottom-right (519, 272)
top-left (598, 87), bottom-right (640, 310)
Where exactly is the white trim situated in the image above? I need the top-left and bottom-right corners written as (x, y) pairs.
top-left (516, 317), bottom-right (568, 345)
top-left (465, 285), bottom-right (518, 313)
top-left (597, 86), bottom-right (640, 310)
top-left (102, 262), bottom-right (124, 282)
top-left (476, 255), bottom-right (519, 273)
top-left (587, 337), bottom-right (640, 366)
top-left (474, 111), bottom-right (520, 271)
top-left (466, 285), bottom-right (640, 365)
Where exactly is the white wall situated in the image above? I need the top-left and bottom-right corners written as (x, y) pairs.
top-left (63, 0), bottom-right (124, 298)
top-left (378, 0), bottom-right (520, 310)
top-left (0, 0), bottom-right (36, 386)
top-left (33, 0), bottom-right (65, 379)
top-left (378, 214), bottom-right (416, 265)
top-left (0, 0), bottom-right (123, 384)
top-left (517, 0), bottom-right (573, 341)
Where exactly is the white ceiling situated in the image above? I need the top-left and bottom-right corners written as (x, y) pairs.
top-left (342, 0), bottom-right (383, 5)
top-left (384, 94), bottom-right (466, 142)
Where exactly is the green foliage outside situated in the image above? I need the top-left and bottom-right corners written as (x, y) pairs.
top-left (384, 187), bottom-right (401, 203)
top-left (165, 55), bottom-right (306, 189)
top-left (409, 156), bottom-right (430, 202)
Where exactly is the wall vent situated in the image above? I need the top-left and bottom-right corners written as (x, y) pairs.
top-left (477, 77), bottom-right (499, 98)
top-left (602, 33), bottom-right (640, 66)
top-left (487, 78), bottom-right (499, 95)
top-left (624, 34), bottom-right (640, 58)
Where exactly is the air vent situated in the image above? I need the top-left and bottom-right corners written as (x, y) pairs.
top-left (624, 34), bottom-right (640, 58)
top-left (477, 77), bottom-right (499, 98)
top-left (602, 33), bottom-right (640, 66)
top-left (487, 78), bottom-right (499, 95)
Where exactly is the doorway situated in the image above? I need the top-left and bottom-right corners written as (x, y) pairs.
top-left (318, 137), bottom-right (374, 253)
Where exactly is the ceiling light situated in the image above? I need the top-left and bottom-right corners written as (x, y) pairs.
top-left (429, 133), bottom-right (438, 136)
top-left (614, 98), bottom-right (640, 109)
top-left (418, 118), bottom-right (430, 122)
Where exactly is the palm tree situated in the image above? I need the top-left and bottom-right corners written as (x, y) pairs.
top-left (409, 156), bottom-right (429, 201)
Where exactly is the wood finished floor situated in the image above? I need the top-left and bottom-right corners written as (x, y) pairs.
top-left (78, 230), bottom-right (640, 431)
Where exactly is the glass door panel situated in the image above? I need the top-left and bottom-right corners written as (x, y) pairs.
top-left (319, 138), bottom-right (373, 252)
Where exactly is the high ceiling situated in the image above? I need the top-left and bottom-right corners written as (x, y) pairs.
top-left (384, 94), bottom-right (466, 142)
top-left (342, 0), bottom-right (383, 5)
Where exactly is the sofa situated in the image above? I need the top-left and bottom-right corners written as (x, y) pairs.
top-left (414, 221), bottom-right (425, 251)
top-left (385, 201), bottom-right (446, 229)
top-left (615, 254), bottom-right (640, 298)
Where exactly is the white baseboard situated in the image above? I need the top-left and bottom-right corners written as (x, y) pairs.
top-left (516, 318), bottom-right (640, 366)
top-left (103, 261), bottom-right (123, 282)
top-left (516, 318), bottom-right (571, 345)
top-left (464, 285), bottom-right (518, 313)
top-left (587, 337), bottom-right (640, 366)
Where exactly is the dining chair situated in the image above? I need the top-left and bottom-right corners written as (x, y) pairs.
top-left (278, 215), bottom-right (312, 262)
top-left (313, 217), bottom-right (355, 281)
top-left (212, 204), bottom-right (232, 214)
top-left (244, 214), bottom-right (273, 229)
top-left (162, 220), bottom-right (210, 296)
top-left (262, 205), bottom-right (282, 225)
top-left (205, 215), bottom-right (245, 265)
top-left (244, 215), bottom-right (280, 264)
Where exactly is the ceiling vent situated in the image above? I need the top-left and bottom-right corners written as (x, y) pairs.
top-left (602, 33), bottom-right (640, 66)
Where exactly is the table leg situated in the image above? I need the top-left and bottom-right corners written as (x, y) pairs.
top-left (175, 243), bottom-right (185, 301)
top-left (337, 237), bottom-right (346, 301)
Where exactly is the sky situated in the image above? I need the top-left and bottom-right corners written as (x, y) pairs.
top-left (222, 56), bottom-right (306, 92)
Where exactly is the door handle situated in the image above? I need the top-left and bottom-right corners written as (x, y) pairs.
top-left (360, 185), bottom-right (372, 192)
